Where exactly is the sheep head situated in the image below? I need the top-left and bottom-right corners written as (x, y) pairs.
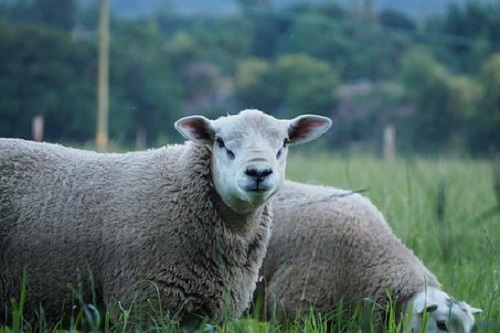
top-left (175, 109), bottom-right (332, 214)
top-left (407, 287), bottom-right (482, 333)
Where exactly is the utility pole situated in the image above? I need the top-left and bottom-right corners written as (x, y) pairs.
top-left (96, 0), bottom-right (109, 151)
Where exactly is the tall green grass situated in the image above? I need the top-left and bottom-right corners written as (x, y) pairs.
top-left (285, 152), bottom-right (500, 332)
top-left (1, 153), bottom-right (498, 332)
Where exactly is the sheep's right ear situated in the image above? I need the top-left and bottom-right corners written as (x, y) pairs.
top-left (287, 115), bottom-right (332, 144)
top-left (175, 116), bottom-right (215, 145)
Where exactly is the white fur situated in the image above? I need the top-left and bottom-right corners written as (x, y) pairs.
top-left (0, 110), bottom-right (332, 329)
top-left (258, 181), bottom-right (482, 332)
top-left (175, 109), bottom-right (332, 214)
top-left (406, 286), bottom-right (482, 333)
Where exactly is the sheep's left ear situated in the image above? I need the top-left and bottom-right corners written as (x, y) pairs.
top-left (459, 301), bottom-right (483, 315)
top-left (416, 303), bottom-right (438, 315)
top-left (175, 116), bottom-right (215, 145)
top-left (287, 115), bottom-right (332, 144)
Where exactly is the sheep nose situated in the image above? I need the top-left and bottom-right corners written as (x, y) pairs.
top-left (245, 166), bottom-right (273, 183)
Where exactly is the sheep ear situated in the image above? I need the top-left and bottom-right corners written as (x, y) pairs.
top-left (469, 306), bottom-right (483, 315)
top-left (459, 301), bottom-right (483, 315)
top-left (287, 115), bottom-right (332, 144)
top-left (417, 303), bottom-right (438, 315)
top-left (175, 116), bottom-right (215, 145)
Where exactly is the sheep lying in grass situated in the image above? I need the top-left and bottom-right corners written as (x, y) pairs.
top-left (257, 180), bottom-right (482, 332)
top-left (0, 109), bottom-right (332, 330)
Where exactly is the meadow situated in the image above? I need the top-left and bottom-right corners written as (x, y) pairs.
top-left (1, 152), bottom-right (499, 332)
top-left (281, 152), bottom-right (500, 333)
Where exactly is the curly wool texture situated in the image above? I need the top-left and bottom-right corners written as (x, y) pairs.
top-left (0, 138), bottom-right (272, 326)
top-left (259, 180), bottom-right (440, 324)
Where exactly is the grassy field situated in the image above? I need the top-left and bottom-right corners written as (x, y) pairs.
top-left (1, 152), bottom-right (499, 332)
top-left (283, 152), bottom-right (500, 332)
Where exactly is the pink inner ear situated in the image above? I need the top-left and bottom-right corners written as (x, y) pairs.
top-left (290, 119), bottom-right (325, 141)
top-left (182, 119), bottom-right (211, 141)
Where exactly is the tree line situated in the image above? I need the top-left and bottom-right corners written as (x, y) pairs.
top-left (0, 0), bottom-right (499, 155)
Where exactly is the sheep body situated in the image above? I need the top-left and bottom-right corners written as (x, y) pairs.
top-left (259, 180), bottom-right (479, 332)
top-left (0, 139), bottom-right (265, 326)
top-left (0, 110), bottom-right (332, 328)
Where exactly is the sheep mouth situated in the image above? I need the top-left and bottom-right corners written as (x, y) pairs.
top-left (244, 183), bottom-right (272, 193)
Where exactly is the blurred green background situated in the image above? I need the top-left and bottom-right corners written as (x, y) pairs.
top-left (1, 2), bottom-right (499, 331)
top-left (0, 0), bottom-right (499, 156)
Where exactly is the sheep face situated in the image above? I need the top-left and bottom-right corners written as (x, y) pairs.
top-left (175, 109), bottom-right (331, 214)
top-left (408, 287), bottom-right (482, 333)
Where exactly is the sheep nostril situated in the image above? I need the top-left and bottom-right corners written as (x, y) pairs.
top-left (245, 168), bottom-right (259, 178)
top-left (436, 320), bottom-right (448, 331)
top-left (261, 168), bottom-right (273, 178)
top-left (245, 167), bottom-right (273, 182)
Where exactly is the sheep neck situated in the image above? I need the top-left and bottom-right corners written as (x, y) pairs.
top-left (208, 184), bottom-right (271, 234)
top-left (183, 142), bottom-right (271, 234)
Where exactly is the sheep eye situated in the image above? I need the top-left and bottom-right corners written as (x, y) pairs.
top-left (215, 137), bottom-right (234, 159)
top-left (216, 137), bottom-right (225, 149)
top-left (436, 320), bottom-right (448, 331)
top-left (277, 139), bottom-right (290, 159)
top-left (283, 138), bottom-right (290, 148)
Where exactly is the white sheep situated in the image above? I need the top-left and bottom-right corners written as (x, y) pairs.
top-left (406, 287), bottom-right (481, 333)
top-left (0, 109), bottom-right (332, 330)
top-left (257, 180), bottom-right (482, 332)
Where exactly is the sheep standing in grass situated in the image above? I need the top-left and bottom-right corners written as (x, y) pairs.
top-left (0, 109), bottom-right (332, 330)
top-left (257, 180), bottom-right (481, 332)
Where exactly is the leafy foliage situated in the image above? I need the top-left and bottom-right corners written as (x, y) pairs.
top-left (109, 21), bottom-right (182, 145)
top-left (467, 53), bottom-right (500, 154)
top-left (0, 23), bottom-right (95, 142)
top-left (234, 54), bottom-right (339, 116)
top-left (0, 0), bottom-right (499, 153)
top-left (275, 54), bottom-right (339, 117)
top-left (399, 48), bottom-right (482, 153)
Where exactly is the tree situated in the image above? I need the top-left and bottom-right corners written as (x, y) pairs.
top-left (425, 1), bottom-right (500, 74)
top-left (110, 21), bottom-right (182, 145)
top-left (378, 8), bottom-right (416, 31)
top-left (234, 58), bottom-right (282, 111)
top-left (275, 4), bottom-right (412, 80)
top-left (275, 4), bottom-right (352, 77)
top-left (5, 0), bottom-right (77, 30)
top-left (234, 54), bottom-right (339, 117)
top-left (399, 48), bottom-right (481, 153)
top-left (0, 19), bottom-right (184, 146)
top-left (236, 0), bottom-right (280, 59)
top-left (275, 54), bottom-right (339, 118)
top-left (467, 53), bottom-right (500, 154)
top-left (167, 31), bottom-right (201, 69)
top-left (186, 17), bottom-right (253, 74)
top-left (0, 23), bottom-right (95, 141)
